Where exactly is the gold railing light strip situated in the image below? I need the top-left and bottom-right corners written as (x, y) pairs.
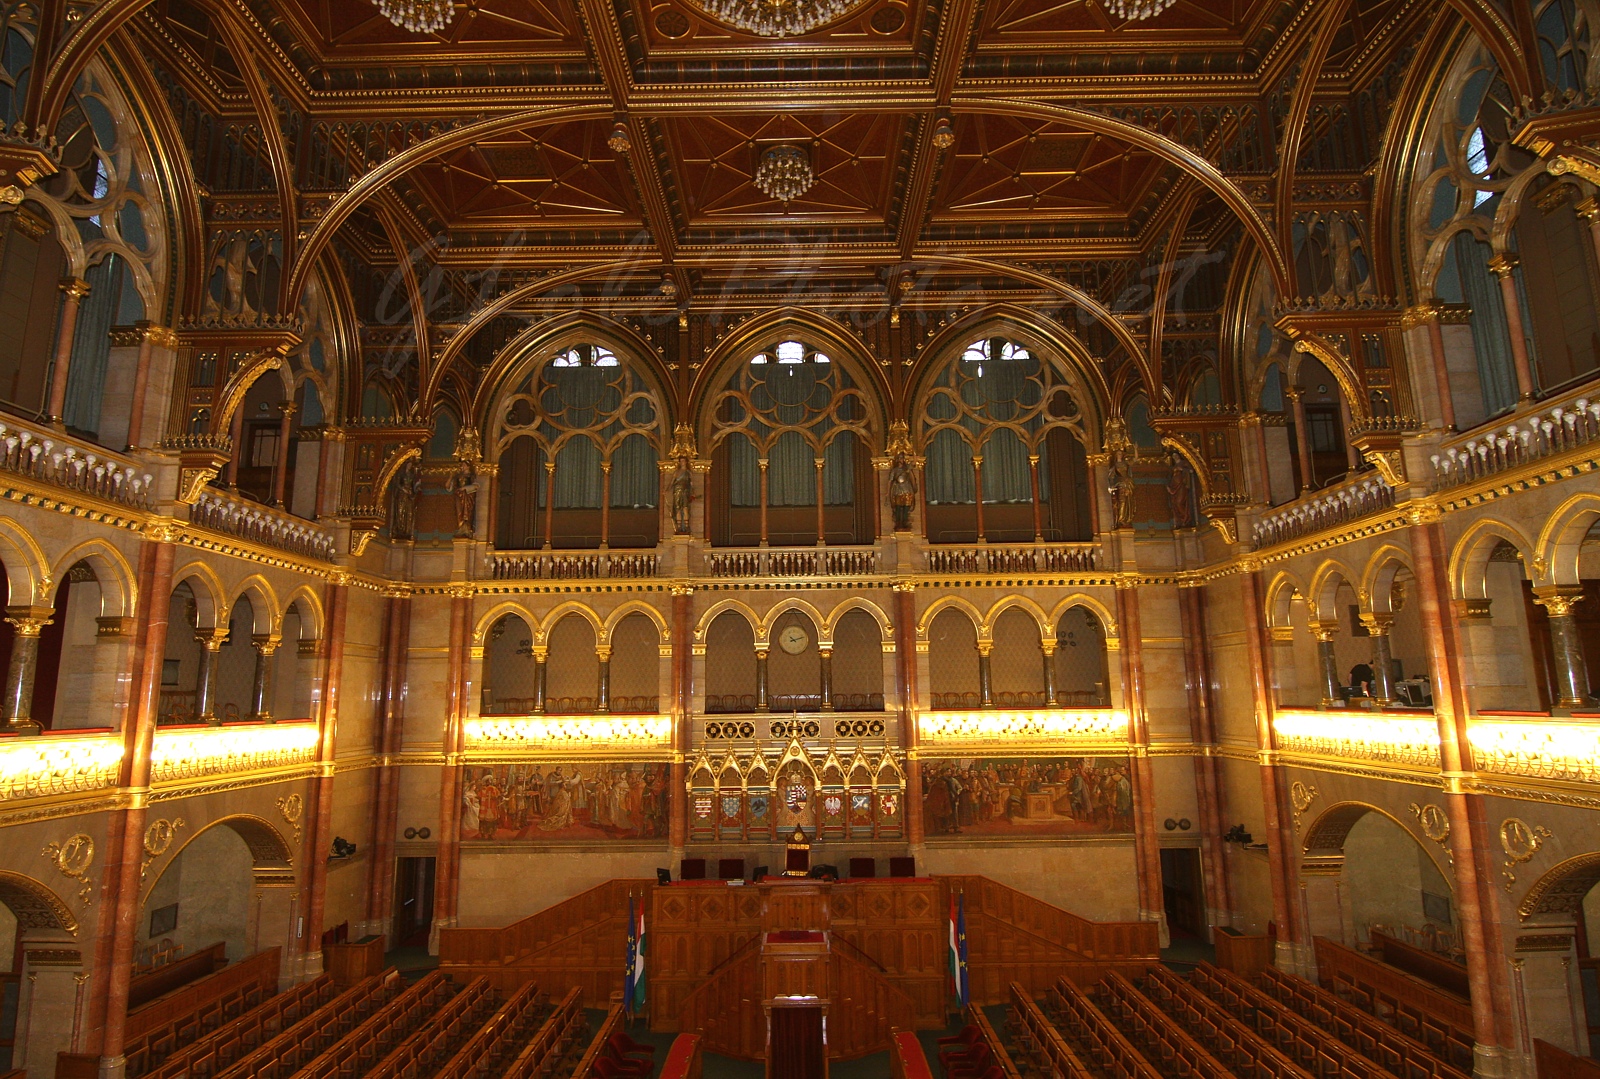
top-left (1467, 718), bottom-right (1600, 784)
top-left (0, 731), bottom-right (123, 801)
top-left (917, 708), bottom-right (1129, 746)
top-left (150, 721), bottom-right (320, 785)
top-left (463, 715), bottom-right (674, 749)
top-left (1271, 710), bottom-right (1442, 769)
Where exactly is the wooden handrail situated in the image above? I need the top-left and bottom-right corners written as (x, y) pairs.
top-left (1008, 985), bottom-right (1094, 1079)
top-left (1536, 1039), bottom-right (1600, 1079)
top-left (438, 879), bottom-right (653, 965)
top-left (569, 998), bottom-right (626, 1079)
top-left (967, 1003), bottom-right (1023, 1079)
top-left (503, 987), bottom-right (584, 1079)
top-left (941, 876), bottom-right (1159, 959)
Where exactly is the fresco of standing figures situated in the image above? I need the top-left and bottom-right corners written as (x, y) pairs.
top-left (460, 763), bottom-right (670, 841)
top-left (921, 757), bottom-right (1134, 837)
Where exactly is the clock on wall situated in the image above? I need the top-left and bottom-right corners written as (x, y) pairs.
top-left (778, 625), bottom-right (809, 655)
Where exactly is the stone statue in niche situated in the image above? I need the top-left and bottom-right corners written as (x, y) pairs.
top-left (888, 453), bottom-right (916, 532)
top-left (1109, 454), bottom-right (1135, 529)
top-left (445, 460), bottom-right (479, 538)
top-left (391, 460), bottom-right (421, 541)
top-left (1166, 456), bottom-right (1194, 530)
top-left (203, 236), bottom-right (259, 321)
top-left (671, 463), bottom-right (691, 535)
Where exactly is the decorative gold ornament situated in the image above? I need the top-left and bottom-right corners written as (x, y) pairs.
top-left (753, 145), bottom-right (815, 203)
top-left (1409, 802), bottom-right (1450, 844)
top-left (371, 0), bottom-right (454, 33)
top-left (42, 833), bottom-right (94, 905)
top-left (1500, 817), bottom-right (1552, 891)
top-left (140, 818), bottom-right (186, 880)
top-left (276, 793), bottom-right (304, 843)
top-left (1289, 781), bottom-right (1317, 830)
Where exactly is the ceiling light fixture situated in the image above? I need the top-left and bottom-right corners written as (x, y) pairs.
top-left (931, 117), bottom-right (954, 150)
top-left (696, 0), bottom-right (857, 37)
top-left (753, 144), bottom-right (815, 204)
top-left (608, 123), bottom-right (632, 154)
top-left (1105, 0), bottom-right (1176, 19)
top-left (372, 0), bottom-right (455, 33)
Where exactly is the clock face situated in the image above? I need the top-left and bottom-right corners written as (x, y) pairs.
top-left (778, 625), bottom-right (809, 655)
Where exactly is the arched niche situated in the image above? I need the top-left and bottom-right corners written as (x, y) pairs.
top-left (544, 611), bottom-right (599, 714)
top-left (703, 609), bottom-right (757, 714)
top-left (483, 612), bottom-right (537, 715)
top-left (142, 816), bottom-right (295, 966)
top-left (1300, 802), bottom-right (1455, 953)
top-left (607, 611), bottom-right (661, 714)
top-left (1054, 606), bottom-right (1110, 707)
top-left (829, 607), bottom-right (884, 713)
top-left (926, 606), bottom-right (980, 709)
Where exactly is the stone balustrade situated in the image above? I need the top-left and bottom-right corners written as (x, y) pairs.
top-left (191, 491), bottom-right (337, 560)
top-left (1251, 475), bottom-right (1394, 548)
top-left (0, 421), bottom-right (153, 509)
top-left (1431, 396), bottom-right (1600, 488)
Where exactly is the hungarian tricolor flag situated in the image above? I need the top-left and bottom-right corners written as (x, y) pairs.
top-left (948, 892), bottom-right (969, 1008)
top-left (624, 896), bottom-right (647, 1019)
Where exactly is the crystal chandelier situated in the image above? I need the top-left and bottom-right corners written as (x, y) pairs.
top-left (753, 145), bottom-right (815, 204)
top-left (696, 0), bottom-right (859, 37)
top-left (1105, 0), bottom-right (1176, 20)
top-left (373, 0), bottom-right (455, 34)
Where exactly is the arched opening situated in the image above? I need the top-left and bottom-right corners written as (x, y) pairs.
top-left (275, 602), bottom-right (315, 720)
top-left (213, 595), bottom-right (259, 723)
top-left (141, 818), bottom-right (295, 968)
top-left (545, 612), bottom-right (599, 714)
top-left (1291, 355), bottom-right (1356, 490)
top-left (45, 560), bottom-right (124, 730)
top-left (766, 608), bottom-right (822, 712)
top-left (918, 335), bottom-right (1091, 544)
top-left (492, 342), bottom-right (662, 550)
top-left (707, 338), bottom-right (875, 547)
top-left (1301, 804), bottom-right (1456, 958)
top-left (159, 581), bottom-right (210, 724)
top-left (1518, 851), bottom-right (1600, 1056)
top-left (927, 607), bottom-right (980, 709)
top-left (608, 612), bottom-right (661, 714)
top-left (703, 610), bottom-right (757, 714)
top-left (1258, 363), bottom-right (1297, 506)
top-left (229, 375), bottom-right (296, 507)
top-left (482, 612), bottom-right (537, 715)
top-left (0, 872), bottom-right (83, 1076)
top-left (1054, 607), bottom-right (1110, 707)
top-left (990, 607), bottom-right (1043, 707)
top-left (830, 608), bottom-right (885, 712)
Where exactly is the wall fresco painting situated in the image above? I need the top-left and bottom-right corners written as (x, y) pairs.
top-left (461, 763), bottom-right (669, 841)
top-left (921, 757), bottom-right (1134, 837)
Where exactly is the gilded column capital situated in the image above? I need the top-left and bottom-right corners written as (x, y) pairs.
top-left (1532, 587), bottom-right (1585, 617)
top-left (57, 277), bottom-right (90, 300)
top-left (1486, 252), bottom-right (1520, 278)
top-left (1358, 613), bottom-right (1394, 635)
top-left (251, 634), bottom-right (281, 656)
top-left (3, 605), bottom-right (52, 636)
top-left (1309, 621), bottom-right (1339, 643)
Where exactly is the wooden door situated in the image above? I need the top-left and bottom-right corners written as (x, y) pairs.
top-left (768, 1006), bottom-right (825, 1079)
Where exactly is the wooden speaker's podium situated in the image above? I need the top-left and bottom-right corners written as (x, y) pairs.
top-left (762, 883), bottom-right (829, 1079)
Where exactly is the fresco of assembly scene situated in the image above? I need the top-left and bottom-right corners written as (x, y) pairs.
top-left (461, 764), bottom-right (670, 841)
top-left (921, 758), bottom-right (1135, 837)
top-left (459, 757), bottom-right (1131, 842)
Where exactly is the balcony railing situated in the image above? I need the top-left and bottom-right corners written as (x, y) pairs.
top-left (704, 547), bottom-right (878, 578)
top-left (923, 542), bottom-right (1099, 573)
top-left (482, 696), bottom-right (660, 715)
top-left (488, 551), bottom-right (660, 580)
top-left (461, 714), bottom-right (673, 752)
top-left (704, 692), bottom-right (884, 714)
top-left (1251, 475), bottom-right (1394, 548)
top-left (917, 708), bottom-right (1129, 749)
top-left (0, 421), bottom-right (153, 509)
top-left (1432, 396), bottom-right (1600, 489)
top-left (191, 491), bottom-right (336, 561)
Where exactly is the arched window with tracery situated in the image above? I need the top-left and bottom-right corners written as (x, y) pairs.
top-left (0, 3), bottom-right (166, 446)
top-left (493, 342), bottom-right (662, 550)
top-left (917, 335), bottom-right (1092, 544)
top-left (707, 339), bottom-right (874, 547)
top-left (1410, 15), bottom-right (1600, 428)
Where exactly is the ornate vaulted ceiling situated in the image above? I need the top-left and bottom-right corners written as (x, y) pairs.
top-left (117, 0), bottom-right (1434, 414)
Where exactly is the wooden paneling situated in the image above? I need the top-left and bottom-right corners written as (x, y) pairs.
top-left (677, 948), bottom-right (763, 1060)
top-left (1370, 932), bottom-right (1471, 999)
top-left (323, 936), bottom-right (385, 987)
top-left (1313, 937), bottom-right (1475, 1070)
top-left (1214, 928), bottom-right (1273, 978)
top-left (825, 950), bottom-right (916, 1061)
top-left (129, 944), bottom-right (230, 1011)
top-left (1536, 1039), bottom-right (1600, 1079)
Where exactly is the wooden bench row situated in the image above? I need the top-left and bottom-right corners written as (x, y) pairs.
top-left (140, 976), bottom-right (336, 1079)
top-left (128, 949), bottom-right (284, 1075)
top-left (1190, 964), bottom-right (1397, 1079)
top-left (1007, 983), bottom-right (1094, 1079)
top-left (1258, 966), bottom-right (1470, 1079)
top-left (216, 971), bottom-right (404, 1079)
top-left (966, 1002), bottom-right (1025, 1079)
top-left (568, 1000), bottom-right (625, 1079)
top-left (1097, 971), bottom-right (1236, 1079)
top-left (1042, 975), bottom-right (1164, 1079)
top-left (371, 977), bottom-right (505, 1079)
top-left (292, 971), bottom-right (457, 1079)
top-left (1133, 966), bottom-right (1316, 1079)
top-left (1312, 939), bottom-right (1474, 1072)
top-left (430, 982), bottom-right (547, 1079)
top-left (502, 988), bottom-right (586, 1079)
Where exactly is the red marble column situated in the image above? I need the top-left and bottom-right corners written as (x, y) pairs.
top-left (1116, 585), bottom-right (1165, 938)
top-left (124, 322), bottom-right (162, 451)
top-left (47, 277), bottom-right (89, 426)
top-left (1178, 584), bottom-right (1232, 935)
top-left (271, 403), bottom-right (297, 507)
top-left (365, 593), bottom-right (410, 934)
top-left (669, 587), bottom-right (692, 854)
top-left (432, 593), bottom-right (471, 940)
top-left (1239, 568), bottom-right (1304, 970)
top-left (91, 533), bottom-right (175, 1078)
top-left (1411, 520), bottom-right (1519, 1071)
top-left (301, 580), bottom-right (348, 976)
top-left (895, 584), bottom-right (924, 849)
